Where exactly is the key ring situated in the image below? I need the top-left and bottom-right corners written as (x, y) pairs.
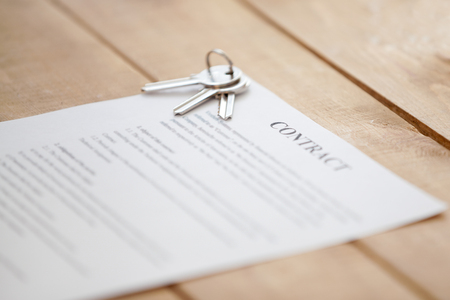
top-left (206, 49), bottom-right (234, 77)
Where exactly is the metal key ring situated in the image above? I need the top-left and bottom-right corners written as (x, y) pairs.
top-left (206, 49), bottom-right (234, 77)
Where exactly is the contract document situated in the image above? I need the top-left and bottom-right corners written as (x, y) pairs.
top-left (0, 82), bottom-right (445, 300)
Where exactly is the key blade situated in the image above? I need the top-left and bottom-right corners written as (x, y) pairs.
top-left (225, 92), bottom-right (235, 119)
top-left (173, 88), bottom-right (218, 115)
top-left (218, 94), bottom-right (228, 120)
top-left (218, 93), bottom-right (235, 120)
top-left (141, 77), bottom-right (200, 92)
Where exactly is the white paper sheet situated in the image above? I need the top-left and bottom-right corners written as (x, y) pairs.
top-left (0, 82), bottom-right (445, 300)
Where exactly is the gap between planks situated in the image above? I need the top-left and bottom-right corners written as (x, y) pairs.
top-left (352, 241), bottom-right (438, 300)
top-left (49, 0), bottom-right (158, 83)
top-left (239, 0), bottom-right (450, 152)
top-left (46, 0), bottom-right (437, 299)
top-left (236, 1), bottom-right (444, 298)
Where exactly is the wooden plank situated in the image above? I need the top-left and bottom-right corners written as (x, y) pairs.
top-left (0, 0), bottom-right (148, 121)
top-left (54, 0), bottom-right (450, 299)
top-left (0, 1), bottom-right (180, 300)
top-left (180, 246), bottom-right (420, 300)
top-left (355, 215), bottom-right (450, 300)
top-left (245, 0), bottom-right (450, 149)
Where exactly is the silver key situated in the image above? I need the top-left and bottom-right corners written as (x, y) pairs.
top-left (218, 92), bottom-right (235, 120)
top-left (141, 65), bottom-right (242, 92)
top-left (173, 75), bottom-right (251, 116)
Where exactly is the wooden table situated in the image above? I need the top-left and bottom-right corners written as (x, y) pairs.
top-left (2, 0), bottom-right (450, 299)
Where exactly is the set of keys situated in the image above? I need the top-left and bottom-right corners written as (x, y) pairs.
top-left (141, 49), bottom-right (251, 120)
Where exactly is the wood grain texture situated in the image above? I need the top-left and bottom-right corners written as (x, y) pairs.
top-left (245, 0), bottom-right (450, 149)
top-left (0, 1), bottom-right (179, 300)
top-left (180, 246), bottom-right (419, 300)
top-left (55, 0), bottom-right (450, 298)
top-left (0, 0), bottom-right (148, 122)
